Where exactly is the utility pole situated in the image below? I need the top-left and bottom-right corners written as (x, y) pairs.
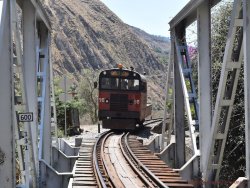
top-left (64, 75), bottom-right (67, 136)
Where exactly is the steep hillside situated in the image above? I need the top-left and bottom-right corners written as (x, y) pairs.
top-left (129, 26), bottom-right (170, 64)
top-left (42, 0), bottom-right (170, 116)
top-left (43, 0), bottom-right (168, 76)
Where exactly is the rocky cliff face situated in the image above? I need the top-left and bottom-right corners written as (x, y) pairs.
top-left (42, 0), bottom-right (170, 115)
top-left (130, 26), bottom-right (170, 64)
top-left (43, 0), bottom-right (169, 75)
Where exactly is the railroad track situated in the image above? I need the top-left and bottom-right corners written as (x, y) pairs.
top-left (93, 131), bottom-right (194, 188)
top-left (71, 127), bottom-right (194, 188)
top-left (125, 133), bottom-right (194, 188)
top-left (94, 131), bottom-right (150, 188)
top-left (71, 138), bottom-right (97, 187)
top-left (94, 131), bottom-right (119, 188)
top-left (71, 131), bottom-right (115, 188)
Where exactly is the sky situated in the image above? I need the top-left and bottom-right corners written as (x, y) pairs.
top-left (100, 0), bottom-right (190, 37)
top-left (0, 1), bottom-right (2, 22)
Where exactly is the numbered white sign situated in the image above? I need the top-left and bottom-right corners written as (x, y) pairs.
top-left (18, 112), bottom-right (33, 122)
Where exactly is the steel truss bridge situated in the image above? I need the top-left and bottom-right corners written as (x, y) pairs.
top-left (0, 0), bottom-right (250, 187)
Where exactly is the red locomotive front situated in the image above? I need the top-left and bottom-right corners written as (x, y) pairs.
top-left (98, 65), bottom-right (151, 129)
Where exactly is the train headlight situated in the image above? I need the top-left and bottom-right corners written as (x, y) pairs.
top-left (134, 100), bottom-right (140, 104)
top-left (105, 99), bottom-right (109, 103)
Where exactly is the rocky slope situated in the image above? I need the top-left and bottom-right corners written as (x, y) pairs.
top-left (42, 0), bottom-right (170, 115)
top-left (130, 26), bottom-right (170, 64)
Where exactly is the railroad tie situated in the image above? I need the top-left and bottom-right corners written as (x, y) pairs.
top-left (128, 135), bottom-right (194, 188)
top-left (72, 138), bottom-right (97, 188)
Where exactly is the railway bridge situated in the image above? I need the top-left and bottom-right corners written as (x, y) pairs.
top-left (0, 0), bottom-right (250, 187)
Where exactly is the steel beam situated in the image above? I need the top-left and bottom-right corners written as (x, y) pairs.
top-left (173, 36), bottom-right (186, 168)
top-left (39, 22), bottom-right (52, 164)
top-left (204, 0), bottom-right (243, 181)
top-left (30, 0), bottom-right (51, 30)
top-left (170, 0), bottom-right (248, 185)
top-left (0, 0), bottom-right (15, 187)
top-left (169, 0), bottom-right (221, 30)
top-left (174, 33), bottom-right (199, 154)
top-left (161, 47), bottom-right (173, 150)
top-left (23, 0), bottom-right (38, 183)
top-left (243, 0), bottom-right (250, 187)
top-left (197, 1), bottom-right (212, 172)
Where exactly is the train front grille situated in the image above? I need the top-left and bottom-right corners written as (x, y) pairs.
top-left (110, 94), bottom-right (128, 111)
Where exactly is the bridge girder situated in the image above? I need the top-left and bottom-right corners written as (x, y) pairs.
top-left (0, 0), bottom-right (52, 187)
top-left (169, 0), bottom-right (250, 187)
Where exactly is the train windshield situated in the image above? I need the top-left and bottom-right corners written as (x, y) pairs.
top-left (121, 79), bottom-right (139, 91)
top-left (100, 77), bottom-right (140, 91)
top-left (101, 77), bottom-right (119, 90)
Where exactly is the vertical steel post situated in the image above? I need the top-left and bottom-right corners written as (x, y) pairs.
top-left (161, 73), bottom-right (168, 151)
top-left (243, 0), bottom-right (250, 187)
top-left (167, 41), bottom-right (175, 146)
top-left (50, 46), bottom-right (58, 147)
top-left (161, 49), bottom-right (172, 150)
top-left (197, 1), bottom-right (212, 172)
top-left (64, 75), bottom-right (67, 136)
top-left (23, 1), bottom-right (40, 186)
top-left (161, 50), bottom-right (173, 150)
top-left (39, 23), bottom-right (51, 164)
top-left (0, 0), bottom-right (15, 187)
top-left (173, 32), bottom-right (186, 168)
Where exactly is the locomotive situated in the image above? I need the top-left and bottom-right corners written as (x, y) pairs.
top-left (98, 65), bottom-right (152, 129)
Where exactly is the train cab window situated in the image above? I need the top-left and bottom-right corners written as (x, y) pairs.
top-left (100, 77), bottom-right (119, 90)
top-left (100, 78), bottom-right (110, 89)
top-left (122, 79), bottom-right (139, 91)
top-left (110, 78), bottom-right (119, 89)
top-left (121, 79), bottom-right (128, 90)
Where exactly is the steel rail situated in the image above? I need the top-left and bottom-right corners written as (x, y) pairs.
top-left (93, 131), bottom-right (109, 188)
top-left (124, 132), bottom-right (169, 188)
top-left (144, 118), bottom-right (163, 126)
top-left (94, 131), bottom-right (124, 188)
top-left (145, 118), bottom-right (163, 122)
top-left (119, 133), bottom-right (155, 188)
top-left (100, 132), bottom-right (117, 188)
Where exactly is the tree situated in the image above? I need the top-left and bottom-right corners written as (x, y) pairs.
top-left (53, 76), bottom-right (84, 136)
top-left (77, 69), bottom-right (99, 124)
